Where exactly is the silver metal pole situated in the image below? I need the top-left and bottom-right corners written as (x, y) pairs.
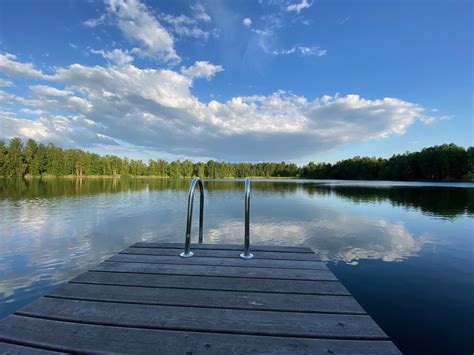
top-left (240, 177), bottom-right (254, 259)
top-left (180, 177), bottom-right (204, 258)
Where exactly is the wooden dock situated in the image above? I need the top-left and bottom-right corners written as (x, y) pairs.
top-left (0, 242), bottom-right (400, 354)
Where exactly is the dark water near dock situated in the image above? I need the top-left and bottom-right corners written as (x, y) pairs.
top-left (0, 178), bottom-right (473, 353)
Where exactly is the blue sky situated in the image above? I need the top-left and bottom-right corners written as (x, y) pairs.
top-left (0, 0), bottom-right (472, 163)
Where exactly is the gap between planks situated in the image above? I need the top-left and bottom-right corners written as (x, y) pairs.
top-left (132, 242), bottom-right (314, 254)
top-left (0, 315), bottom-right (402, 354)
top-left (105, 256), bottom-right (329, 271)
top-left (14, 297), bottom-right (384, 340)
top-left (71, 271), bottom-right (351, 296)
top-left (122, 247), bottom-right (322, 261)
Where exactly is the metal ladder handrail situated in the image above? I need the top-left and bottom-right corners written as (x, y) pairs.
top-left (240, 177), bottom-right (254, 259)
top-left (180, 177), bottom-right (204, 258)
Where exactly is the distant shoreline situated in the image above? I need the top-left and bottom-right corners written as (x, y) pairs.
top-left (1, 175), bottom-right (471, 183)
top-left (2, 139), bottom-right (472, 182)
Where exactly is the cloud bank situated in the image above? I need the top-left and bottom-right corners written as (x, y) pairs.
top-left (0, 52), bottom-right (435, 160)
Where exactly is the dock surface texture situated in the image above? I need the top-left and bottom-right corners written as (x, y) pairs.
top-left (0, 242), bottom-right (400, 354)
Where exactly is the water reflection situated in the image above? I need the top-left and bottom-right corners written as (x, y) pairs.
top-left (205, 218), bottom-right (434, 264)
top-left (1, 178), bottom-right (472, 217)
top-left (1, 179), bottom-right (470, 299)
top-left (0, 178), bottom-right (473, 353)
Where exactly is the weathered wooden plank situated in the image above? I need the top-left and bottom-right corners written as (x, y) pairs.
top-left (48, 283), bottom-right (364, 314)
top-left (123, 246), bottom-right (322, 261)
top-left (133, 242), bottom-right (313, 254)
top-left (0, 316), bottom-right (401, 354)
top-left (17, 298), bottom-right (385, 339)
top-left (93, 261), bottom-right (337, 281)
top-left (109, 253), bottom-right (329, 270)
top-left (0, 341), bottom-right (62, 354)
top-left (72, 271), bottom-right (351, 295)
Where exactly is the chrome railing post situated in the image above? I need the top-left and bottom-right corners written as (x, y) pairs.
top-left (180, 177), bottom-right (204, 258)
top-left (199, 186), bottom-right (204, 243)
top-left (240, 177), bottom-right (254, 259)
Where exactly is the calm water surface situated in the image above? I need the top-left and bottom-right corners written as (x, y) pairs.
top-left (0, 178), bottom-right (473, 353)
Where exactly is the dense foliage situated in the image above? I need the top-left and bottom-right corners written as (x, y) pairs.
top-left (0, 138), bottom-right (472, 181)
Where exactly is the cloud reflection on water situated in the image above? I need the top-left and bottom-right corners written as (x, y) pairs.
top-left (0, 179), bottom-right (470, 319)
top-left (204, 215), bottom-right (436, 264)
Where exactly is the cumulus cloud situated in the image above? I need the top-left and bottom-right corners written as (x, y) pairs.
top-left (0, 53), bottom-right (50, 79)
top-left (105, 0), bottom-right (179, 62)
top-left (286, 0), bottom-right (312, 14)
top-left (91, 48), bottom-right (134, 66)
top-left (243, 18), bottom-right (252, 27)
top-left (204, 218), bottom-right (433, 264)
top-left (0, 53), bottom-right (436, 160)
top-left (181, 61), bottom-right (224, 80)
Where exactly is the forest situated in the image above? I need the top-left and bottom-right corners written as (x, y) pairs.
top-left (0, 138), bottom-right (472, 181)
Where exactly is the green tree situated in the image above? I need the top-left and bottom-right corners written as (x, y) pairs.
top-left (194, 162), bottom-right (205, 177)
top-left (466, 147), bottom-right (474, 180)
top-left (157, 160), bottom-right (169, 176)
top-left (181, 160), bottom-right (193, 177)
top-left (5, 138), bottom-right (26, 177)
top-left (0, 140), bottom-right (7, 176)
top-left (169, 161), bottom-right (181, 178)
top-left (23, 139), bottom-right (38, 176)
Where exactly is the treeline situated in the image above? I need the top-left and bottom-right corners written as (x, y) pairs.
top-left (0, 138), bottom-right (472, 181)
top-left (301, 144), bottom-right (474, 181)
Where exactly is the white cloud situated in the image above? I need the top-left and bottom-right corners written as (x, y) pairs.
top-left (252, 28), bottom-right (273, 36)
top-left (273, 45), bottom-right (327, 57)
top-left (83, 14), bottom-right (106, 28)
top-left (91, 48), bottom-right (134, 66)
top-left (181, 61), bottom-right (224, 80)
top-left (158, 2), bottom-right (216, 40)
top-left (190, 2), bottom-right (211, 23)
top-left (0, 53), bottom-right (49, 79)
top-left (300, 46), bottom-right (326, 56)
top-left (286, 0), bottom-right (312, 14)
top-left (105, 0), bottom-right (179, 62)
top-left (0, 78), bottom-right (13, 87)
top-left (0, 53), bottom-right (436, 161)
top-left (204, 217), bottom-right (434, 264)
top-left (243, 18), bottom-right (252, 27)
top-left (160, 13), bottom-right (217, 40)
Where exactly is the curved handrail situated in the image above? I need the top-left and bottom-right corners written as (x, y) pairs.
top-left (180, 177), bottom-right (204, 258)
top-left (240, 177), bottom-right (254, 259)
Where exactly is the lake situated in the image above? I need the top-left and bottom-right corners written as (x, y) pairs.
top-left (0, 178), bottom-right (473, 353)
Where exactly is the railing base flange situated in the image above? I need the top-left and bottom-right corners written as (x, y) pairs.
top-left (180, 251), bottom-right (194, 258)
top-left (240, 252), bottom-right (254, 260)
